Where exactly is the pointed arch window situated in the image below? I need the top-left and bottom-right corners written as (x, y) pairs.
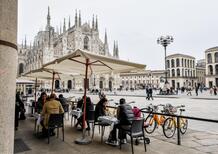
top-left (84, 36), bottom-right (89, 50)
top-left (18, 63), bottom-right (24, 75)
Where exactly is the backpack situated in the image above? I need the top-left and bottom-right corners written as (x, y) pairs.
top-left (132, 107), bottom-right (141, 118)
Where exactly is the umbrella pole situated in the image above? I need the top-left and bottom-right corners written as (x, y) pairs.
top-left (75, 58), bottom-right (91, 145)
top-left (34, 78), bottom-right (37, 113)
top-left (51, 72), bottom-right (55, 94)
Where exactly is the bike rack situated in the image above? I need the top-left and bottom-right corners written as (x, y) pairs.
top-left (140, 110), bottom-right (218, 145)
top-left (99, 104), bottom-right (218, 146)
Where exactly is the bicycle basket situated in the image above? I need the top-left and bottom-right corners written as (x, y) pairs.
top-left (170, 107), bottom-right (177, 113)
top-left (153, 106), bottom-right (159, 112)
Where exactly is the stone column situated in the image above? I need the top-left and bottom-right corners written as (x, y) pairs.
top-left (0, 0), bottom-right (18, 153)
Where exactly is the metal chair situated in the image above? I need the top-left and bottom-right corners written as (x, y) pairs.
top-left (87, 111), bottom-right (110, 142)
top-left (63, 104), bottom-right (70, 120)
top-left (119, 118), bottom-right (147, 154)
top-left (47, 114), bottom-right (64, 144)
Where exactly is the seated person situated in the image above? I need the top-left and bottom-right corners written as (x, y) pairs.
top-left (106, 98), bottom-right (134, 146)
top-left (94, 97), bottom-right (108, 121)
top-left (132, 106), bottom-right (141, 118)
top-left (58, 94), bottom-right (68, 112)
top-left (41, 93), bottom-right (64, 136)
top-left (76, 96), bottom-right (84, 109)
top-left (36, 92), bottom-right (47, 114)
top-left (76, 97), bottom-right (94, 130)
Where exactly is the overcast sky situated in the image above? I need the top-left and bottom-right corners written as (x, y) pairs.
top-left (18, 0), bottom-right (218, 70)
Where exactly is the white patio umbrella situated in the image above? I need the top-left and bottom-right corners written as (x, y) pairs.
top-left (24, 67), bottom-right (80, 110)
top-left (42, 49), bottom-right (146, 144)
top-left (25, 67), bottom-right (79, 92)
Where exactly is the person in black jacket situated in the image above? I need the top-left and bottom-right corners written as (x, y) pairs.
top-left (76, 97), bottom-right (94, 130)
top-left (58, 94), bottom-right (68, 112)
top-left (76, 96), bottom-right (84, 109)
top-left (94, 97), bottom-right (108, 121)
top-left (15, 92), bottom-right (25, 130)
top-left (106, 98), bottom-right (134, 146)
top-left (36, 92), bottom-right (47, 114)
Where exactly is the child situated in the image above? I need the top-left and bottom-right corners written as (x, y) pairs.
top-left (132, 106), bottom-right (141, 145)
top-left (132, 106), bottom-right (141, 118)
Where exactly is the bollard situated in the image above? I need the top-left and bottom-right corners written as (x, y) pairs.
top-left (177, 117), bottom-right (181, 145)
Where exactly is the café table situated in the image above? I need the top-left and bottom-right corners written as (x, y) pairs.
top-left (96, 116), bottom-right (118, 142)
top-left (70, 108), bottom-right (83, 126)
top-left (34, 113), bottom-right (41, 134)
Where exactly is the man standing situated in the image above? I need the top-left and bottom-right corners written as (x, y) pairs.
top-left (195, 86), bottom-right (199, 96)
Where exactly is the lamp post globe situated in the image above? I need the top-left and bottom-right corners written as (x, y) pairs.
top-left (157, 35), bottom-right (173, 86)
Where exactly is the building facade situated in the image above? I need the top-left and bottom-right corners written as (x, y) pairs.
top-left (120, 70), bottom-right (165, 90)
top-left (166, 53), bottom-right (197, 89)
top-left (17, 7), bottom-right (120, 90)
top-left (205, 47), bottom-right (218, 87)
top-left (196, 59), bottom-right (206, 86)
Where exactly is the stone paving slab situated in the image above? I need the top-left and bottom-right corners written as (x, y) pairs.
top-left (194, 145), bottom-right (218, 153)
top-left (195, 139), bottom-right (218, 146)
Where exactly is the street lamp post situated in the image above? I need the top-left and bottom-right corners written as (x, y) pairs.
top-left (157, 35), bottom-right (173, 84)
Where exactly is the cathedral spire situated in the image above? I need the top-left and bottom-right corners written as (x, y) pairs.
top-left (113, 40), bottom-right (119, 58)
top-left (24, 35), bottom-right (27, 49)
top-left (104, 29), bottom-right (108, 45)
top-left (60, 22), bottom-right (62, 34)
top-left (116, 41), bottom-right (119, 58)
top-left (113, 40), bottom-right (116, 57)
top-left (68, 16), bottom-right (71, 29)
top-left (79, 10), bottom-right (81, 27)
top-left (63, 18), bottom-right (66, 33)
top-left (95, 15), bottom-right (98, 31)
top-left (103, 29), bottom-right (109, 55)
top-left (46, 6), bottom-right (51, 30)
top-left (75, 9), bottom-right (78, 27)
top-left (92, 15), bottom-right (95, 30)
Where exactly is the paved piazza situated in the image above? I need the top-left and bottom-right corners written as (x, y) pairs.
top-left (21, 91), bottom-right (218, 154)
top-left (60, 90), bottom-right (218, 134)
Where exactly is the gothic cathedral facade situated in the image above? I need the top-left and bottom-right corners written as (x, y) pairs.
top-left (18, 7), bottom-right (120, 91)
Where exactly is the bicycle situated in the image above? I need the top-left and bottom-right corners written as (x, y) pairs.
top-left (163, 104), bottom-right (188, 138)
top-left (144, 104), bottom-right (166, 134)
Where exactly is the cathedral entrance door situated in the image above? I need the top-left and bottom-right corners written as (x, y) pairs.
top-left (99, 81), bottom-right (103, 89)
top-left (68, 80), bottom-right (72, 89)
top-left (216, 78), bottom-right (218, 87)
top-left (55, 80), bottom-right (60, 89)
top-left (109, 81), bottom-right (112, 91)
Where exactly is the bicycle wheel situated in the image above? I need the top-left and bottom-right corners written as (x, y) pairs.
top-left (144, 114), bottom-right (157, 134)
top-left (163, 117), bottom-right (176, 138)
top-left (180, 118), bottom-right (188, 134)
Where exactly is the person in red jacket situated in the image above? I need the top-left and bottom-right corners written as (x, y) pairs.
top-left (132, 106), bottom-right (141, 118)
